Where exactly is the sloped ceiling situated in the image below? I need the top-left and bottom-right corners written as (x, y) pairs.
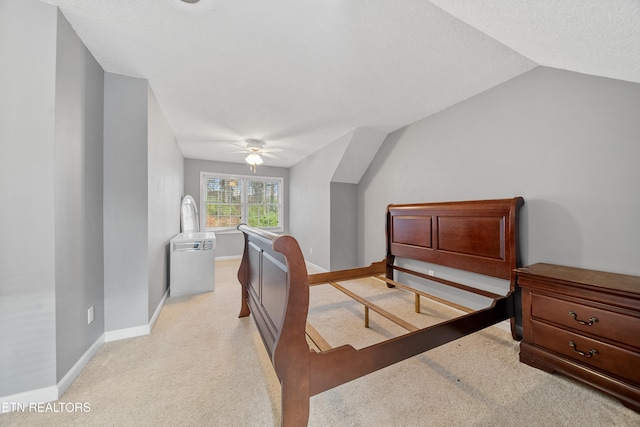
top-left (43, 0), bottom-right (640, 167)
top-left (430, 0), bottom-right (640, 84)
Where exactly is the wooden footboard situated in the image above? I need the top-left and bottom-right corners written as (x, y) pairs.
top-left (237, 225), bottom-right (312, 425)
top-left (237, 197), bottom-right (523, 427)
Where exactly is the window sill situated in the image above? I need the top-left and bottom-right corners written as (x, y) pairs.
top-left (207, 227), bottom-right (284, 235)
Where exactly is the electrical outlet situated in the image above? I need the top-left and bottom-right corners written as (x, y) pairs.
top-left (309, 247), bottom-right (313, 255)
top-left (87, 306), bottom-right (94, 325)
top-left (428, 270), bottom-right (435, 277)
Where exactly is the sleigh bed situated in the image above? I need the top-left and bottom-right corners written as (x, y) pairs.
top-left (237, 197), bottom-right (524, 426)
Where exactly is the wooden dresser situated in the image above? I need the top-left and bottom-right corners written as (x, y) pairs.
top-left (516, 263), bottom-right (640, 412)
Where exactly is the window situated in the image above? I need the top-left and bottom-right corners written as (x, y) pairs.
top-left (200, 172), bottom-right (284, 232)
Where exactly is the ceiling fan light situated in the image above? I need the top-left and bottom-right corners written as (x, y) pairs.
top-left (245, 153), bottom-right (263, 165)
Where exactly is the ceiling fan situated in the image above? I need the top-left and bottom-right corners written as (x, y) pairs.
top-left (227, 138), bottom-right (285, 173)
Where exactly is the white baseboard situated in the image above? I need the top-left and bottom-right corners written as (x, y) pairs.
top-left (217, 254), bottom-right (326, 274)
top-left (0, 332), bottom-right (106, 412)
top-left (0, 334), bottom-right (104, 413)
top-left (104, 324), bottom-right (150, 342)
top-left (105, 289), bottom-right (169, 341)
top-left (215, 255), bottom-right (242, 261)
top-left (305, 260), bottom-right (328, 273)
top-left (1, 293), bottom-right (171, 411)
top-left (494, 319), bottom-right (512, 332)
top-left (149, 289), bottom-right (168, 332)
top-left (57, 334), bottom-right (105, 396)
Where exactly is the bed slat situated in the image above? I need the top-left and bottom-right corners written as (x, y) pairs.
top-left (375, 275), bottom-right (474, 314)
top-left (329, 281), bottom-right (419, 332)
top-left (305, 322), bottom-right (332, 352)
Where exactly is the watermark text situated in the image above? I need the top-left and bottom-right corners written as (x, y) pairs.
top-left (2, 402), bottom-right (91, 413)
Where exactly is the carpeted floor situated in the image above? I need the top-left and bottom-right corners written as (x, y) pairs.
top-left (2, 259), bottom-right (638, 426)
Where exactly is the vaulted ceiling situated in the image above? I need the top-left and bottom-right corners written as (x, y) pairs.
top-left (43, 0), bottom-right (640, 167)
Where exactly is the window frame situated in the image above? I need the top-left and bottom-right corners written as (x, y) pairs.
top-left (199, 171), bottom-right (284, 233)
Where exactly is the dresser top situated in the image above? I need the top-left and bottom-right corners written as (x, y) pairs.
top-left (515, 263), bottom-right (640, 296)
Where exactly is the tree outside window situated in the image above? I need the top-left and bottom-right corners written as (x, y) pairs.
top-left (200, 173), bottom-right (283, 231)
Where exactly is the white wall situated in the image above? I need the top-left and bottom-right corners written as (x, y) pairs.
top-left (0, 0), bottom-right (58, 398)
top-left (359, 67), bottom-right (640, 279)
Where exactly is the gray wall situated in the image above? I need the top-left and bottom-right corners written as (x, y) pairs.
top-left (330, 182), bottom-right (358, 270)
top-left (359, 67), bottom-right (640, 280)
top-left (147, 88), bottom-right (184, 318)
top-left (289, 134), bottom-right (352, 268)
top-left (184, 159), bottom-right (289, 258)
top-left (288, 67), bottom-right (639, 307)
top-left (103, 73), bottom-right (150, 331)
top-left (53, 10), bottom-right (105, 382)
top-left (104, 74), bottom-right (184, 330)
top-left (1, 0), bottom-right (183, 400)
top-left (1, 1), bottom-right (107, 396)
top-left (0, 0), bottom-right (58, 397)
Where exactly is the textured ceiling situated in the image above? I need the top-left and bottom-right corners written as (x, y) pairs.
top-left (430, 0), bottom-right (640, 84)
top-left (43, 0), bottom-right (640, 167)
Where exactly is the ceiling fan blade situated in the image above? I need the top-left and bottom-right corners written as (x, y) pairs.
top-left (261, 152), bottom-right (287, 160)
top-left (229, 142), bottom-right (248, 149)
top-left (259, 148), bottom-right (283, 153)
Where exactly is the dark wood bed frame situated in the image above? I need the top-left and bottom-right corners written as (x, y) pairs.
top-left (237, 197), bottom-right (524, 426)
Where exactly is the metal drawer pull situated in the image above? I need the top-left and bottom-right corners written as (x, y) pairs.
top-left (568, 311), bottom-right (598, 326)
top-left (569, 341), bottom-right (598, 358)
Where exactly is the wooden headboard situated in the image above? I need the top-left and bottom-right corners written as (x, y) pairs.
top-left (386, 197), bottom-right (524, 280)
top-left (386, 197), bottom-right (525, 337)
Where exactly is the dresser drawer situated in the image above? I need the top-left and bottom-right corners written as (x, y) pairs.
top-left (531, 293), bottom-right (640, 348)
top-left (531, 320), bottom-right (640, 385)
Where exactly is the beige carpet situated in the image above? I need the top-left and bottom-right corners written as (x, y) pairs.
top-left (2, 259), bottom-right (638, 426)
